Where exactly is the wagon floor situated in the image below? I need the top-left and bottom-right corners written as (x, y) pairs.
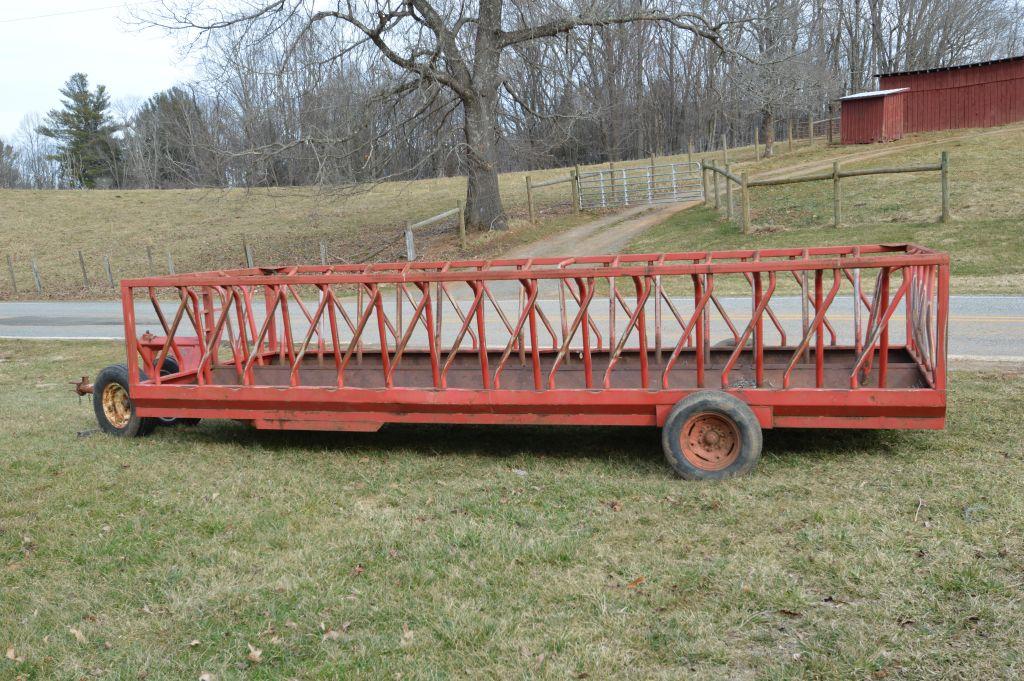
top-left (209, 347), bottom-right (929, 391)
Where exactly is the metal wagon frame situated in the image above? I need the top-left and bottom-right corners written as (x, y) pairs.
top-left (81, 242), bottom-right (948, 478)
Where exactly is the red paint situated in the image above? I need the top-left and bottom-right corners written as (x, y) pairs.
top-left (117, 244), bottom-right (950, 435)
top-left (840, 91), bottom-right (906, 144)
top-left (879, 55), bottom-right (1024, 133)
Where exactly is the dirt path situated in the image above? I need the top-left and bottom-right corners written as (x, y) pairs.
top-left (502, 200), bottom-right (700, 259)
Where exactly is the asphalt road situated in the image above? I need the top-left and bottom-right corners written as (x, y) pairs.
top-left (1, 296), bottom-right (1021, 361)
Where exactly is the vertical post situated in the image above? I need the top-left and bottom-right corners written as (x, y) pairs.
top-left (242, 235), bottom-right (249, 267)
top-left (6, 254), bottom-right (16, 294)
top-left (788, 119), bottom-right (794, 152)
top-left (827, 106), bottom-right (834, 145)
top-left (31, 260), bottom-right (42, 294)
top-left (712, 164), bottom-right (720, 209)
top-left (405, 223), bottom-right (416, 261)
top-left (319, 240), bottom-right (328, 266)
top-left (166, 252), bottom-right (175, 275)
top-left (458, 200), bottom-right (467, 247)
top-left (573, 165), bottom-right (582, 213)
top-left (649, 153), bottom-right (656, 203)
top-left (78, 250), bottom-right (90, 287)
top-left (721, 133), bottom-right (729, 165)
top-left (940, 151), bottom-right (950, 223)
top-left (622, 169), bottom-right (629, 205)
top-left (701, 162), bottom-right (710, 206)
top-left (833, 161), bottom-right (841, 229)
top-left (104, 255), bottom-right (115, 288)
top-left (687, 139), bottom-right (694, 165)
top-left (146, 245), bottom-right (154, 275)
top-left (754, 127), bottom-right (760, 160)
top-left (808, 113), bottom-right (814, 143)
top-left (525, 175), bottom-right (535, 225)
top-left (725, 164), bottom-right (734, 220)
top-left (741, 172), bottom-right (751, 234)
top-left (609, 161), bottom-right (616, 201)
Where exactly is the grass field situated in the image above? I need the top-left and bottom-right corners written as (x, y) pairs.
top-left (2, 340), bottom-right (1023, 678)
top-left (1, 123), bottom-right (1021, 299)
top-left (630, 124), bottom-right (1024, 294)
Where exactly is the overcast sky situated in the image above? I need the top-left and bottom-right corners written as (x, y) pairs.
top-left (0, 0), bottom-right (195, 139)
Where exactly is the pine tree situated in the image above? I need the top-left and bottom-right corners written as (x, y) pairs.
top-left (36, 73), bottom-right (122, 188)
top-left (0, 139), bottom-right (20, 188)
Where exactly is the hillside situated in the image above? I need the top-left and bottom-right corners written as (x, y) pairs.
top-left (628, 123), bottom-right (1024, 294)
top-left (1, 123), bottom-right (1021, 298)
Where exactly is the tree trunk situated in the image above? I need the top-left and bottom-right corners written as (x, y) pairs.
top-left (463, 95), bottom-right (507, 231)
top-left (762, 110), bottom-right (776, 158)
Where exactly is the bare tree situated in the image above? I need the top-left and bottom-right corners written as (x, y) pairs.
top-left (145, 0), bottom-right (733, 230)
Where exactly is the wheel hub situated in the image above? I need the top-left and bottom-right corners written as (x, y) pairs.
top-left (681, 412), bottom-right (740, 471)
top-left (101, 382), bottom-right (132, 429)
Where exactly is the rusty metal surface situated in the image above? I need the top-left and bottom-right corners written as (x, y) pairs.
top-left (110, 243), bottom-right (949, 431)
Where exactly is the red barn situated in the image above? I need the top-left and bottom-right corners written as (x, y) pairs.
top-left (839, 88), bottom-right (908, 144)
top-left (841, 54), bottom-right (1024, 143)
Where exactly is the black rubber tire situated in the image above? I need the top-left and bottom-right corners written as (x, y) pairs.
top-left (152, 357), bottom-right (201, 427)
top-left (92, 364), bottom-right (157, 438)
top-left (661, 391), bottom-right (763, 480)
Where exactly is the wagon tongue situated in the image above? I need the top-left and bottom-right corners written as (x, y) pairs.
top-left (72, 376), bottom-right (93, 396)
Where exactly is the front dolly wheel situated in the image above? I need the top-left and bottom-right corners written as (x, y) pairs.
top-left (93, 364), bottom-right (156, 438)
top-left (661, 392), bottom-right (762, 480)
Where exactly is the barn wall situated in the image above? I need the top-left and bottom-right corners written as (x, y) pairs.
top-left (841, 95), bottom-right (905, 144)
top-left (879, 58), bottom-right (1024, 132)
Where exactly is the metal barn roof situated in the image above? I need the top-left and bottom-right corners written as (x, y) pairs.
top-left (875, 54), bottom-right (1024, 78)
top-left (839, 88), bottom-right (908, 101)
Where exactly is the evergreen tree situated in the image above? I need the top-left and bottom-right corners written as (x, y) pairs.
top-left (0, 139), bottom-right (20, 188)
top-left (37, 73), bottom-right (122, 188)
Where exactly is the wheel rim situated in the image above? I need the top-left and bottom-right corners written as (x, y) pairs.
top-left (680, 412), bottom-right (740, 471)
top-left (101, 382), bottom-right (132, 429)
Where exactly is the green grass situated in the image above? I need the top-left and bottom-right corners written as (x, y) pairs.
top-left (2, 340), bottom-right (1024, 678)
top-left (631, 124), bottom-right (1024, 294)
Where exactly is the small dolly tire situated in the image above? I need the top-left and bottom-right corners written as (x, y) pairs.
top-left (662, 391), bottom-right (763, 480)
top-left (93, 364), bottom-right (157, 438)
top-left (152, 357), bottom-right (201, 427)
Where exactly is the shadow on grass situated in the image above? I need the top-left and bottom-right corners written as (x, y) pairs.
top-left (167, 418), bottom-right (907, 470)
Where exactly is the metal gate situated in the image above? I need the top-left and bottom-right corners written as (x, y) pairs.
top-left (576, 161), bottom-right (703, 209)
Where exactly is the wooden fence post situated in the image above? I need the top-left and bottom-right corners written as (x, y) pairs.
top-left (940, 151), bottom-right (950, 222)
top-left (7, 254), bottom-right (18, 294)
top-left (104, 255), bottom-right (115, 288)
top-left (78, 250), bottom-right (90, 287)
top-left (808, 113), bottom-right (814, 143)
top-left (788, 119), bottom-right (794, 152)
top-left (687, 139), bottom-right (694, 165)
top-left (458, 200), bottom-right (467, 247)
top-left (570, 167), bottom-right (580, 213)
top-left (701, 162), bottom-right (710, 206)
top-left (609, 162), bottom-right (616, 201)
top-left (405, 223), bottom-right (416, 261)
top-left (721, 133), bottom-right (729, 165)
top-left (525, 175), bottom-right (535, 225)
top-left (242, 235), bottom-right (255, 268)
top-left (712, 164), bottom-right (721, 210)
top-left (754, 127), bottom-right (760, 160)
top-left (833, 161), bottom-right (842, 228)
top-left (146, 245), bottom-right (155, 275)
top-left (319, 240), bottom-right (328, 266)
top-left (741, 172), bottom-right (751, 234)
top-left (725, 163), bottom-right (734, 220)
top-left (167, 252), bottom-right (175, 275)
top-left (31, 259), bottom-right (43, 293)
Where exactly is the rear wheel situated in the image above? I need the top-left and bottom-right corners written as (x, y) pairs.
top-left (93, 364), bottom-right (156, 438)
top-left (152, 356), bottom-right (201, 427)
top-left (661, 391), bottom-right (762, 480)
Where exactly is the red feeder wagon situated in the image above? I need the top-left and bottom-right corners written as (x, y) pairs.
top-left (77, 243), bottom-right (948, 480)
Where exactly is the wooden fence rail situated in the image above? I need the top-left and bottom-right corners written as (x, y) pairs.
top-left (703, 151), bottom-right (950, 234)
top-left (405, 203), bottom-right (466, 260)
